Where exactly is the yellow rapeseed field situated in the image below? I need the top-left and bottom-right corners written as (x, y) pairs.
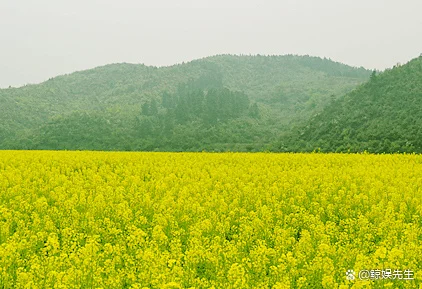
top-left (0, 151), bottom-right (421, 289)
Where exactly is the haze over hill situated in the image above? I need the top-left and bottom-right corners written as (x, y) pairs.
top-left (287, 56), bottom-right (422, 153)
top-left (3, 0), bottom-right (421, 88)
top-left (0, 54), bottom-right (371, 151)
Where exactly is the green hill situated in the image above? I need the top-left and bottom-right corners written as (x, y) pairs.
top-left (0, 54), bottom-right (370, 151)
top-left (287, 56), bottom-right (422, 153)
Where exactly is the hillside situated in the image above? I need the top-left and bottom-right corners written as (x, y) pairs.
top-left (0, 54), bottom-right (371, 151)
top-left (287, 56), bottom-right (422, 153)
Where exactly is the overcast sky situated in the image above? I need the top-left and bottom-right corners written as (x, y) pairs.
top-left (1, 0), bottom-right (421, 88)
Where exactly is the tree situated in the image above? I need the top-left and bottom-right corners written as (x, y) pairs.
top-left (162, 92), bottom-right (174, 109)
top-left (141, 102), bottom-right (150, 116)
top-left (150, 99), bottom-right (158, 116)
top-left (249, 103), bottom-right (260, 119)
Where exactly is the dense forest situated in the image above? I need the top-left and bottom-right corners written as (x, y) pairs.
top-left (285, 56), bottom-right (422, 153)
top-left (5, 55), bottom-right (422, 153)
top-left (0, 54), bottom-right (371, 151)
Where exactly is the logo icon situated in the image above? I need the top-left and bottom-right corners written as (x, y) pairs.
top-left (346, 269), bottom-right (355, 280)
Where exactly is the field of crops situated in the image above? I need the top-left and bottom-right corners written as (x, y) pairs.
top-left (0, 151), bottom-right (421, 288)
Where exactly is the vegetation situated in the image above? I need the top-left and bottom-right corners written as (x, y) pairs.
top-left (1, 151), bottom-right (421, 288)
top-left (288, 56), bottom-right (422, 153)
top-left (0, 54), bottom-right (370, 151)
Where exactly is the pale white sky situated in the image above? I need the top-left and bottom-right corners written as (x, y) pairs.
top-left (1, 0), bottom-right (421, 88)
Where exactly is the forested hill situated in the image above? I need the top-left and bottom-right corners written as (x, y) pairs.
top-left (0, 54), bottom-right (371, 151)
top-left (287, 56), bottom-right (422, 153)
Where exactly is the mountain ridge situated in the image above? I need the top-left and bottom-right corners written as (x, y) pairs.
top-left (2, 54), bottom-right (370, 89)
top-left (0, 54), bottom-right (372, 151)
top-left (285, 55), bottom-right (422, 153)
